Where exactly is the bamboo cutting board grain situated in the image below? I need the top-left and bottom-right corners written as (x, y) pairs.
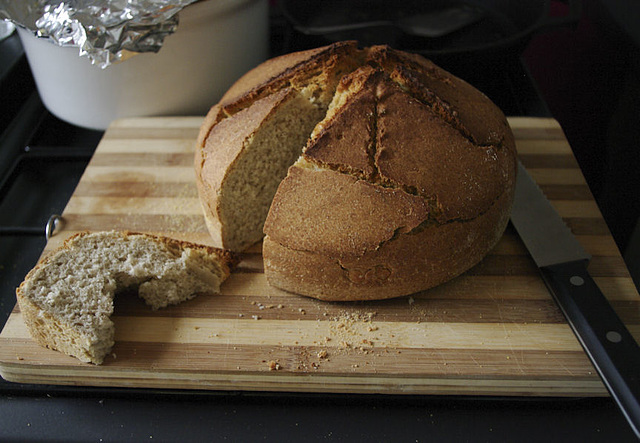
top-left (1, 116), bottom-right (638, 396)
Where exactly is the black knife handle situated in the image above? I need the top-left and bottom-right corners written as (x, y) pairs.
top-left (541, 260), bottom-right (640, 438)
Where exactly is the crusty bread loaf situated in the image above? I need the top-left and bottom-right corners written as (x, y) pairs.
top-left (195, 41), bottom-right (517, 301)
top-left (16, 231), bottom-right (237, 364)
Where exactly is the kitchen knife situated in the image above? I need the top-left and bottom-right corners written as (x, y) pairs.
top-left (510, 161), bottom-right (640, 438)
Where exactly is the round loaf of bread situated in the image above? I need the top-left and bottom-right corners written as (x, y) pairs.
top-left (195, 41), bottom-right (517, 301)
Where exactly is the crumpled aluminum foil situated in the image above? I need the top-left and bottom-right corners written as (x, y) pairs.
top-left (0, 0), bottom-right (199, 68)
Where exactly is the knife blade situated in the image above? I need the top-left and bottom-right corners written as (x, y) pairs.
top-left (510, 161), bottom-right (640, 438)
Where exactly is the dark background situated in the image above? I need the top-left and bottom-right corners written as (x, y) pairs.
top-left (1, 0), bottom-right (639, 441)
top-left (522, 0), bottom-right (640, 282)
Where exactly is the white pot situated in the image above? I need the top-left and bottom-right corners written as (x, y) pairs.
top-left (17, 0), bottom-right (269, 130)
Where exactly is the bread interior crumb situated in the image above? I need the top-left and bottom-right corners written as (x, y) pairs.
top-left (19, 232), bottom-right (226, 364)
top-left (218, 93), bottom-right (326, 251)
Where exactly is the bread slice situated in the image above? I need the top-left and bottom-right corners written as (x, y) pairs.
top-left (195, 41), bottom-right (362, 252)
top-left (16, 231), bottom-right (237, 364)
top-left (195, 88), bottom-right (327, 251)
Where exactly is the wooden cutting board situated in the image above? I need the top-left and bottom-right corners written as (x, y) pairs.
top-left (1, 116), bottom-right (638, 396)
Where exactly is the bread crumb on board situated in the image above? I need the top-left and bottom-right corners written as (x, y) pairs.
top-left (267, 360), bottom-right (281, 371)
top-left (328, 310), bottom-right (380, 353)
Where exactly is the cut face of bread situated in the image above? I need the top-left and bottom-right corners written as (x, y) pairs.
top-left (16, 231), bottom-right (236, 364)
top-left (196, 41), bottom-right (517, 301)
top-left (197, 89), bottom-right (326, 251)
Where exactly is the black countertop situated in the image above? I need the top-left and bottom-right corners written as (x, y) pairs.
top-left (1, 3), bottom-right (639, 441)
top-left (2, 391), bottom-right (635, 442)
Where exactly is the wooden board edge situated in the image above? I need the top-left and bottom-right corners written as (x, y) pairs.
top-left (0, 362), bottom-right (607, 397)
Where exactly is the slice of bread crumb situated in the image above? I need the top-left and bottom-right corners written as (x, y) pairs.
top-left (16, 231), bottom-right (237, 364)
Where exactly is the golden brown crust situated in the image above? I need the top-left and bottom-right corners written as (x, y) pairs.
top-left (196, 41), bottom-right (361, 155)
top-left (264, 166), bottom-right (430, 257)
top-left (195, 104), bottom-right (225, 154)
top-left (303, 66), bottom-right (379, 179)
top-left (219, 40), bottom-right (361, 115)
top-left (263, 180), bottom-right (513, 301)
top-left (373, 77), bottom-right (513, 222)
top-left (365, 45), bottom-right (511, 147)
